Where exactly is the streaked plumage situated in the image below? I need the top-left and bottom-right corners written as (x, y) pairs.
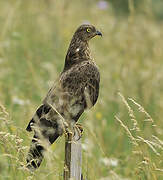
top-left (26, 24), bottom-right (101, 169)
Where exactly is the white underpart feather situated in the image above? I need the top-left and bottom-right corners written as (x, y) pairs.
top-left (76, 48), bottom-right (80, 52)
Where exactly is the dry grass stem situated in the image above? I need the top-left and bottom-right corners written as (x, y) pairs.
top-left (0, 103), bottom-right (9, 117)
top-left (118, 92), bottom-right (140, 131)
top-left (115, 115), bottom-right (138, 146)
top-left (152, 135), bottom-right (163, 146)
top-left (137, 136), bottom-right (160, 156)
top-left (128, 98), bottom-right (154, 124)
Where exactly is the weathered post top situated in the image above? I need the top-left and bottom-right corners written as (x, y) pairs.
top-left (64, 130), bottom-right (82, 180)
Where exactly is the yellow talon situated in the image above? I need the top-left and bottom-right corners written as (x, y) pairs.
top-left (74, 123), bottom-right (84, 140)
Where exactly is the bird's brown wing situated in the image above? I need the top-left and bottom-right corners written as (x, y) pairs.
top-left (83, 62), bottom-right (100, 108)
top-left (60, 60), bottom-right (100, 110)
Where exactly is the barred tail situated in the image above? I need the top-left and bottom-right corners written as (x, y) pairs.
top-left (26, 104), bottom-right (62, 170)
top-left (26, 135), bottom-right (44, 169)
top-left (26, 132), bottom-right (60, 170)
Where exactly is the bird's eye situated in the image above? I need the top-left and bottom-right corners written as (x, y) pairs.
top-left (86, 28), bottom-right (91, 33)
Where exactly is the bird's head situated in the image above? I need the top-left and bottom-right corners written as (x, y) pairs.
top-left (74, 24), bottom-right (102, 42)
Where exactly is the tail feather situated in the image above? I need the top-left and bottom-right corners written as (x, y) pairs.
top-left (26, 131), bottom-right (60, 170)
top-left (26, 104), bottom-right (62, 170)
top-left (26, 135), bottom-right (44, 169)
top-left (26, 119), bottom-right (34, 132)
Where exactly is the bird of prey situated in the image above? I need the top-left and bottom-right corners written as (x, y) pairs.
top-left (26, 24), bottom-right (102, 170)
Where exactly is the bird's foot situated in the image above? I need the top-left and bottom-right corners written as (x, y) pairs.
top-left (64, 123), bottom-right (83, 141)
top-left (64, 126), bottom-right (73, 138)
top-left (73, 123), bottom-right (83, 141)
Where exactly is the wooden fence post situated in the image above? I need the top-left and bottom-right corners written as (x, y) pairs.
top-left (63, 130), bottom-right (82, 180)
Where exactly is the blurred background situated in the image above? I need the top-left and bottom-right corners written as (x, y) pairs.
top-left (0, 0), bottom-right (163, 179)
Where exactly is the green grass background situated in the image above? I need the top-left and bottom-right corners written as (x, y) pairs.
top-left (0, 0), bottom-right (163, 179)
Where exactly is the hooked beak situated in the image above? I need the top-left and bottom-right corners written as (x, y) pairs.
top-left (96, 30), bottom-right (102, 37)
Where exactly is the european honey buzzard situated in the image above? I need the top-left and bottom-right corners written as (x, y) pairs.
top-left (26, 24), bottom-right (102, 169)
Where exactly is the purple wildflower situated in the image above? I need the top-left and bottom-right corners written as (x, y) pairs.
top-left (97, 0), bottom-right (108, 10)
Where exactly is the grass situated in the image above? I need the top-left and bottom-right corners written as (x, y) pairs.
top-left (0, 0), bottom-right (163, 179)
